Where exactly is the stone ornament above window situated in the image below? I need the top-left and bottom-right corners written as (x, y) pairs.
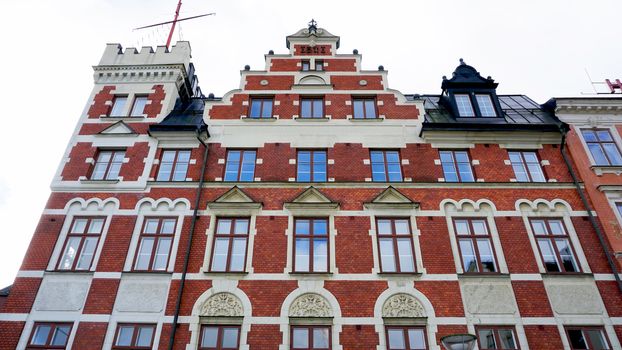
top-left (289, 293), bottom-right (333, 318)
top-left (200, 292), bottom-right (244, 317)
top-left (382, 293), bottom-right (426, 318)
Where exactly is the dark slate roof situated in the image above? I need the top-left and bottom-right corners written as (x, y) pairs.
top-left (149, 98), bottom-right (208, 134)
top-left (0, 285), bottom-right (11, 297)
top-left (412, 94), bottom-right (563, 132)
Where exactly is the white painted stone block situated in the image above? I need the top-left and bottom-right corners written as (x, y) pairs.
top-left (256, 158), bottom-right (263, 164)
top-left (327, 159), bottom-right (335, 165)
top-left (363, 159), bottom-right (370, 165)
top-left (434, 159), bottom-right (441, 165)
top-left (218, 159), bottom-right (225, 164)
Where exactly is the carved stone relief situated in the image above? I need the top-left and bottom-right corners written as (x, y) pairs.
top-left (200, 292), bottom-right (244, 317)
top-left (289, 293), bottom-right (333, 317)
top-left (382, 293), bottom-right (426, 318)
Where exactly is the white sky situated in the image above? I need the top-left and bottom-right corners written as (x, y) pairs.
top-left (0, 0), bottom-right (621, 287)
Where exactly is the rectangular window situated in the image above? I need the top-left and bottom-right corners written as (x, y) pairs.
top-left (300, 98), bottom-right (324, 118)
top-left (352, 98), bottom-right (377, 119)
top-left (566, 327), bottom-right (611, 350)
top-left (454, 218), bottom-right (498, 273)
top-left (291, 325), bottom-right (330, 350)
top-left (27, 322), bottom-right (72, 349)
top-left (293, 218), bottom-right (329, 273)
top-left (297, 150), bottom-right (327, 182)
top-left (130, 95), bottom-right (149, 117)
top-left (377, 218), bottom-right (416, 273)
top-left (249, 97), bottom-right (274, 118)
top-left (439, 150), bottom-right (475, 182)
top-left (386, 326), bottom-right (427, 350)
top-left (133, 217), bottom-right (176, 271)
top-left (200, 325), bottom-right (240, 350)
top-left (156, 150), bottom-right (191, 181)
top-left (57, 217), bottom-right (105, 271)
top-left (210, 218), bottom-right (250, 272)
top-left (476, 326), bottom-right (519, 349)
top-left (455, 94), bottom-right (475, 117)
top-left (91, 150), bottom-right (125, 180)
top-left (508, 151), bottom-right (546, 182)
top-left (315, 60), bottom-right (324, 71)
top-left (581, 129), bottom-right (622, 166)
top-left (109, 96), bottom-right (128, 116)
top-left (370, 150), bottom-right (402, 182)
top-left (530, 218), bottom-right (580, 273)
top-left (224, 150), bottom-right (256, 182)
top-left (113, 324), bottom-right (156, 349)
top-left (301, 60), bottom-right (310, 71)
top-left (476, 94), bottom-right (497, 117)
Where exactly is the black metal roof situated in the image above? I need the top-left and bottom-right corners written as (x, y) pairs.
top-left (149, 97), bottom-right (208, 134)
top-left (0, 285), bottom-right (11, 297)
top-left (413, 94), bottom-right (563, 132)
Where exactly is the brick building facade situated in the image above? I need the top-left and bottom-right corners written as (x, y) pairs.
top-left (0, 24), bottom-right (621, 350)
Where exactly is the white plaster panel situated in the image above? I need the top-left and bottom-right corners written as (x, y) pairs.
top-left (34, 276), bottom-right (91, 311)
top-left (545, 281), bottom-right (604, 315)
top-left (115, 278), bottom-right (169, 313)
top-left (462, 282), bottom-right (517, 315)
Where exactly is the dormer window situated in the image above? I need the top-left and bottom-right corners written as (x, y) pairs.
top-left (476, 94), bottom-right (497, 117)
top-left (455, 94), bottom-right (475, 117)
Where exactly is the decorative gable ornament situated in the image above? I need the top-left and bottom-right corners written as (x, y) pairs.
top-left (364, 186), bottom-right (418, 209)
top-left (98, 121), bottom-right (137, 136)
top-left (207, 186), bottom-right (262, 210)
top-left (199, 292), bottom-right (244, 317)
top-left (284, 186), bottom-right (339, 210)
top-left (382, 293), bottom-right (426, 318)
top-left (289, 293), bottom-right (333, 318)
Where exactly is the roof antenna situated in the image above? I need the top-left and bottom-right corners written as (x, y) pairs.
top-left (133, 0), bottom-right (215, 49)
top-left (581, 68), bottom-right (622, 95)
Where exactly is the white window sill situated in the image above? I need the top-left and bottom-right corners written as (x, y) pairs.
top-left (347, 117), bottom-right (384, 122)
top-left (241, 117), bottom-right (278, 122)
top-left (294, 117), bottom-right (330, 122)
top-left (591, 165), bottom-right (622, 176)
top-left (79, 179), bottom-right (120, 184)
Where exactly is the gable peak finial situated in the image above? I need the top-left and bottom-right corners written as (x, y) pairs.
top-left (459, 58), bottom-right (465, 65)
top-left (308, 19), bottom-right (318, 33)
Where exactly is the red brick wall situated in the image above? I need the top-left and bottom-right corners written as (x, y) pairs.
top-left (416, 281), bottom-right (464, 317)
top-left (87, 85), bottom-right (114, 118)
top-left (144, 84), bottom-right (166, 118)
top-left (165, 280), bottom-right (212, 316)
top-left (0, 321), bottom-right (24, 349)
top-left (245, 76), bottom-right (294, 90)
top-left (597, 281), bottom-right (622, 317)
top-left (252, 216), bottom-right (289, 273)
top-left (512, 281), bottom-right (553, 317)
top-left (293, 44), bottom-right (332, 56)
top-left (332, 75), bottom-right (383, 90)
top-left (340, 325), bottom-right (379, 350)
top-left (435, 325), bottom-right (468, 346)
top-left (238, 280), bottom-right (297, 316)
top-left (72, 322), bottom-right (107, 349)
top-left (82, 278), bottom-right (120, 314)
top-left (159, 323), bottom-right (191, 350)
top-left (61, 142), bottom-right (96, 181)
top-left (325, 281), bottom-right (386, 317)
top-left (247, 324), bottom-right (282, 349)
top-left (417, 216), bottom-right (456, 274)
top-left (325, 59), bottom-right (357, 72)
top-left (96, 215), bottom-right (138, 272)
top-left (119, 142), bottom-right (149, 181)
top-left (524, 325), bottom-right (563, 349)
top-left (20, 215), bottom-right (66, 271)
top-left (495, 216), bottom-right (541, 273)
top-left (1, 278), bottom-right (41, 313)
top-left (334, 216), bottom-right (374, 273)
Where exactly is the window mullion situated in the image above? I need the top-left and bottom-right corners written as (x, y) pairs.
top-left (71, 233), bottom-right (87, 270)
top-left (468, 220), bottom-right (484, 272)
top-left (392, 219), bottom-right (401, 272)
top-left (309, 221), bottom-right (315, 272)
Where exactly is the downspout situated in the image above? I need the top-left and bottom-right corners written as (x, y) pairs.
top-left (559, 128), bottom-right (622, 293)
top-left (168, 129), bottom-right (209, 350)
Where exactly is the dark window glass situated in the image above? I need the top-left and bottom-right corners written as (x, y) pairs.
top-left (476, 326), bottom-right (520, 349)
top-left (439, 150), bottom-right (474, 182)
top-left (133, 217), bottom-right (176, 271)
top-left (353, 98), bottom-right (377, 119)
top-left (370, 150), bottom-right (402, 182)
top-left (91, 150), bottom-right (125, 180)
top-left (224, 150), bottom-right (256, 182)
top-left (566, 327), bottom-right (611, 350)
top-left (508, 151), bottom-right (545, 182)
top-left (291, 326), bottom-right (330, 349)
top-left (454, 218), bottom-right (498, 273)
top-left (27, 323), bottom-right (72, 349)
top-left (199, 325), bottom-right (240, 350)
top-left (582, 129), bottom-right (622, 166)
top-left (156, 150), bottom-right (191, 181)
top-left (113, 324), bottom-right (156, 349)
top-left (249, 98), bottom-right (274, 118)
top-left (530, 219), bottom-right (580, 273)
top-left (386, 326), bottom-right (427, 350)
top-left (210, 218), bottom-right (250, 272)
top-left (300, 98), bottom-right (324, 118)
top-left (297, 150), bottom-right (327, 182)
top-left (293, 218), bottom-right (329, 273)
top-left (57, 217), bottom-right (105, 271)
top-left (377, 218), bottom-right (415, 273)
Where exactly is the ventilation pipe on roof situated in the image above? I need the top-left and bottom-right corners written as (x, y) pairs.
top-left (559, 128), bottom-right (622, 293)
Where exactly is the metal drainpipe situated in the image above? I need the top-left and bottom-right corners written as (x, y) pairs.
top-left (168, 130), bottom-right (209, 350)
top-left (559, 128), bottom-right (622, 293)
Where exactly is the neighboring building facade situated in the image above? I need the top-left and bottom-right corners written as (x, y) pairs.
top-left (0, 24), bottom-right (621, 350)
